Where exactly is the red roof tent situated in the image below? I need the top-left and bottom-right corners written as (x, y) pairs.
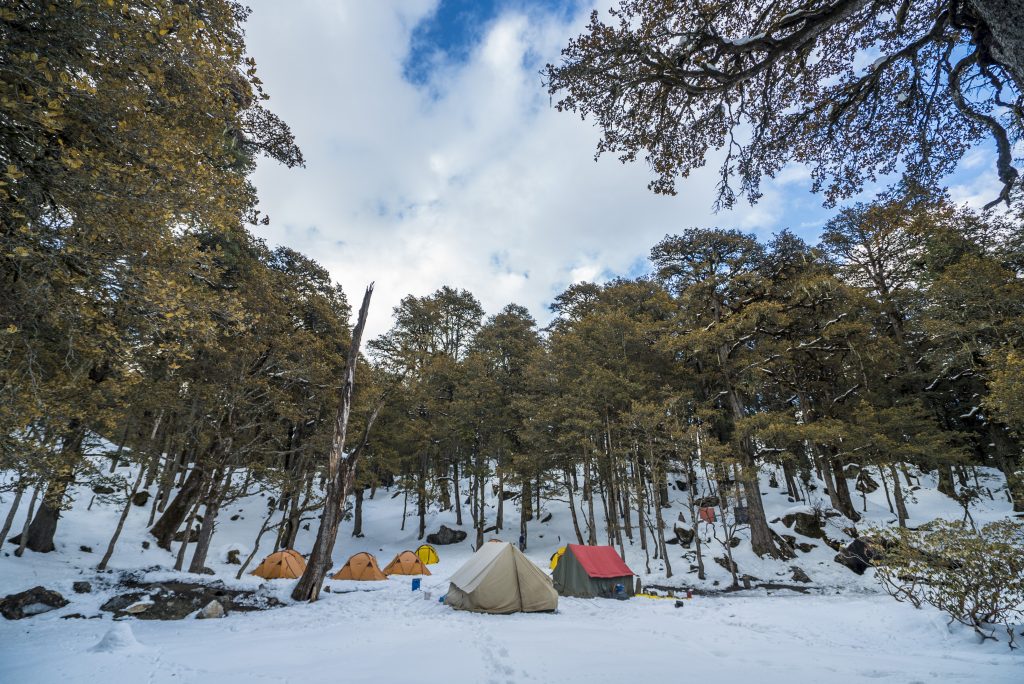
top-left (568, 544), bottom-right (634, 578)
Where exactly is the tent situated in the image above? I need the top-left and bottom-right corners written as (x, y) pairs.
top-left (383, 550), bottom-right (432, 576)
top-left (251, 549), bottom-right (306, 580)
top-left (331, 552), bottom-right (387, 581)
top-left (549, 545), bottom-right (566, 570)
top-left (552, 544), bottom-right (635, 599)
top-left (445, 541), bottom-right (558, 614)
top-left (415, 544), bottom-right (440, 565)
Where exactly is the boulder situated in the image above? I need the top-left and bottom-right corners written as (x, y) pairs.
top-left (834, 538), bottom-right (876, 575)
top-left (172, 527), bottom-right (200, 543)
top-left (131, 491), bottom-right (150, 507)
top-left (1, 586), bottom-right (70, 620)
top-left (226, 549), bottom-right (241, 565)
top-left (196, 599), bottom-right (225, 619)
top-left (713, 556), bottom-right (738, 574)
top-left (124, 601), bottom-right (154, 614)
top-left (101, 580), bottom-right (282, 620)
top-left (427, 525), bottom-right (467, 545)
top-left (80, 545), bottom-right (93, 553)
top-left (694, 496), bottom-right (720, 509)
top-left (781, 511), bottom-right (825, 539)
top-left (540, 512), bottom-right (552, 523)
top-left (796, 542), bottom-right (817, 553)
top-left (673, 525), bottom-right (695, 547)
top-left (73, 581), bottom-right (92, 594)
top-left (91, 484), bottom-right (115, 495)
top-left (768, 472), bottom-right (779, 488)
top-left (790, 566), bottom-right (812, 583)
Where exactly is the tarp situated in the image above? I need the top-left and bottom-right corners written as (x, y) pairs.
top-left (568, 544), bottom-right (634, 578)
top-left (383, 550), bottom-right (431, 576)
top-left (331, 552), bottom-right (386, 581)
top-left (445, 541), bottom-right (558, 614)
top-left (549, 545), bottom-right (566, 570)
top-left (415, 544), bottom-right (439, 565)
top-left (251, 549), bottom-right (306, 580)
top-left (552, 545), bottom-right (634, 599)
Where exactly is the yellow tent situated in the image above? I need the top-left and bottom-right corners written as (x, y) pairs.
top-left (383, 550), bottom-right (432, 576)
top-left (415, 544), bottom-right (440, 565)
top-left (331, 552), bottom-right (387, 581)
top-left (549, 546), bottom-right (566, 570)
top-left (251, 549), bottom-right (306, 579)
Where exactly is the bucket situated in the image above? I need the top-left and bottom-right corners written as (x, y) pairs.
top-left (411, 578), bottom-right (421, 591)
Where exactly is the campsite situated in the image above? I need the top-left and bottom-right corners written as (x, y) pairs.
top-left (3, 0), bottom-right (1024, 682)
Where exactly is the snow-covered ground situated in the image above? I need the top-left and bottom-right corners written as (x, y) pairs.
top-left (1, 460), bottom-right (1021, 682)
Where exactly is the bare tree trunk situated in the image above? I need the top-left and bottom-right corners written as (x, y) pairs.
top-left (583, 452), bottom-right (597, 545)
top-left (21, 425), bottom-right (85, 552)
top-left (453, 460), bottom-right (462, 526)
top-left (879, 465), bottom-right (895, 514)
top-left (416, 452), bottom-right (427, 540)
top-left (14, 487), bottom-right (38, 557)
top-left (0, 480), bottom-right (25, 544)
top-left (937, 463), bottom-right (957, 499)
top-left (496, 468), bottom-right (504, 531)
top-left (97, 465), bottom-right (147, 571)
top-left (237, 506), bottom-right (278, 580)
top-left (151, 466), bottom-right (204, 550)
top-left (291, 284), bottom-right (373, 603)
top-left (352, 487), bottom-right (364, 537)
top-left (889, 464), bottom-right (909, 528)
top-left (565, 469), bottom-right (585, 545)
top-left (174, 497), bottom-right (202, 571)
top-left (189, 469), bottom-right (233, 573)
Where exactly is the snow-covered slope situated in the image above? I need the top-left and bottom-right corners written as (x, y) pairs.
top-left (0, 461), bottom-right (1020, 683)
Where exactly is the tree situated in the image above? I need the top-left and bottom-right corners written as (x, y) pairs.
top-left (546, 0), bottom-right (1023, 208)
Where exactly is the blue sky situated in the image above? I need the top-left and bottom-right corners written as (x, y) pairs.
top-left (243, 1), bottom-right (1003, 337)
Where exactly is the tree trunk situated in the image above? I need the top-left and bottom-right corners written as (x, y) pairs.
top-left (565, 468), bottom-right (585, 545)
top-left (174, 496), bottom-right (202, 571)
top-left (0, 480), bottom-right (25, 545)
top-left (151, 466), bottom-right (204, 550)
top-left (97, 465), bottom-right (147, 571)
top-left (291, 284), bottom-right (373, 603)
top-left (13, 487), bottom-right (38, 557)
top-left (831, 459), bottom-right (861, 522)
top-left (889, 464), bottom-right (909, 527)
top-left (237, 506), bottom-right (278, 580)
top-left (652, 459), bottom-right (672, 578)
top-left (937, 463), bottom-right (957, 499)
top-left (189, 470), bottom-right (231, 573)
top-left (496, 468), bottom-right (504, 531)
top-left (583, 452), bottom-right (597, 545)
top-left (352, 487), bottom-right (364, 537)
top-left (416, 452), bottom-right (427, 540)
top-left (453, 460), bottom-right (462, 526)
top-left (22, 426), bottom-right (85, 552)
top-left (967, 0), bottom-right (1024, 94)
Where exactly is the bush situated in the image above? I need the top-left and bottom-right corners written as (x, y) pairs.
top-left (873, 519), bottom-right (1024, 648)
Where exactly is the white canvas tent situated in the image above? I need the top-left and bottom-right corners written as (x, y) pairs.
top-left (444, 541), bottom-right (558, 614)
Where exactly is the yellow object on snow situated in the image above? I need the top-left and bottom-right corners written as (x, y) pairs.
top-left (549, 545), bottom-right (566, 570)
top-left (416, 543), bottom-right (440, 565)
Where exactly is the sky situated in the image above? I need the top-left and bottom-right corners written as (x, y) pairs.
top-left (242, 0), bottom-right (1002, 339)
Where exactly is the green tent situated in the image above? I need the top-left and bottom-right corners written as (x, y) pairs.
top-left (552, 544), bottom-right (635, 599)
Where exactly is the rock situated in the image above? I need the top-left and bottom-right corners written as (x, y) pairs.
top-left (501, 490), bottom-right (519, 501)
top-left (781, 511), bottom-right (825, 539)
top-left (427, 525), bottom-right (467, 545)
top-left (172, 527), bottom-right (200, 543)
top-left (124, 601), bottom-right (154, 614)
top-left (226, 549), bottom-right (241, 565)
top-left (73, 581), bottom-right (92, 594)
top-left (102, 580), bottom-right (282, 620)
top-left (694, 496), bottom-right (720, 508)
top-left (92, 484), bottom-right (115, 495)
top-left (61, 613), bottom-right (87, 619)
top-left (1, 586), bottom-right (70, 619)
top-left (131, 491), bottom-right (150, 507)
top-left (796, 542), bottom-right (817, 553)
top-left (728, 536), bottom-right (741, 548)
top-left (834, 538), bottom-right (876, 575)
top-left (196, 566), bottom-right (216, 576)
top-left (713, 556), bottom-right (738, 574)
top-left (196, 599), bottom-right (225, 619)
top-left (79, 545), bottom-right (93, 553)
top-left (790, 566), bottom-right (812, 583)
top-left (673, 525), bottom-right (695, 547)
top-left (141, 541), bottom-right (150, 550)
top-left (540, 512), bottom-right (552, 523)
top-left (768, 472), bottom-right (779, 488)
top-left (230, 514), bottom-right (241, 521)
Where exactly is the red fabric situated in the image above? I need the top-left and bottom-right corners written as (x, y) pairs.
top-left (568, 544), bottom-right (634, 578)
top-left (699, 507), bottom-right (716, 523)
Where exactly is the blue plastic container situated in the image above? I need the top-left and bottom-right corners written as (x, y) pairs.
top-left (411, 578), bottom-right (421, 591)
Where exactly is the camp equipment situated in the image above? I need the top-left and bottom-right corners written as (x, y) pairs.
top-left (251, 549), bottom-right (306, 580)
top-left (415, 543), bottom-right (440, 565)
top-left (445, 541), bottom-right (558, 614)
top-left (549, 545), bottom-right (566, 569)
top-left (331, 552), bottom-right (387, 581)
top-left (551, 544), bottom-right (635, 599)
top-left (383, 550), bottom-right (432, 576)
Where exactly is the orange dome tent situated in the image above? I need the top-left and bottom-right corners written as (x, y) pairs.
top-left (331, 552), bottom-right (387, 581)
top-left (383, 550), bottom-right (432, 576)
top-left (415, 543), bottom-right (439, 565)
top-left (251, 549), bottom-right (306, 579)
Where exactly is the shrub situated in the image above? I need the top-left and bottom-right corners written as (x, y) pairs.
top-left (873, 519), bottom-right (1024, 648)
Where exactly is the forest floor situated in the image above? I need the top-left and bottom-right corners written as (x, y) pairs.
top-left (0, 457), bottom-right (1021, 682)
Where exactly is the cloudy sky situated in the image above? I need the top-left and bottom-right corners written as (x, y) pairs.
top-left (243, 0), bottom-right (1001, 339)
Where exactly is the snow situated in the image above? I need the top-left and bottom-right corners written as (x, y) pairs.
top-left (1, 462), bottom-right (1021, 682)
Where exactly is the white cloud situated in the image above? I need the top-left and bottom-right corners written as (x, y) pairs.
top-left (242, 2), bottom-right (833, 339)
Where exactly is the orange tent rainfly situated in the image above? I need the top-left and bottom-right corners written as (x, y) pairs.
top-left (251, 549), bottom-right (306, 579)
top-left (332, 552), bottom-right (387, 581)
top-left (383, 550), bottom-right (432, 576)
